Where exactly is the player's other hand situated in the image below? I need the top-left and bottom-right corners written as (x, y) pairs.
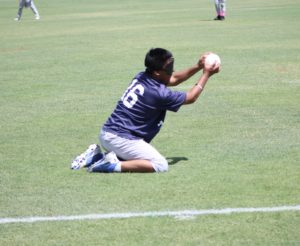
top-left (198, 52), bottom-right (212, 67)
top-left (205, 62), bottom-right (220, 75)
top-left (202, 52), bottom-right (220, 76)
top-left (198, 52), bottom-right (219, 69)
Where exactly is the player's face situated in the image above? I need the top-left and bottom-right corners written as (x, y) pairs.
top-left (158, 57), bottom-right (174, 84)
top-left (162, 57), bottom-right (174, 76)
top-left (158, 70), bottom-right (172, 84)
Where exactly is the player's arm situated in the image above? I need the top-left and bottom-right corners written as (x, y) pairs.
top-left (167, 53), bottom-right (209, 87)
top-left (184, 64), bottom-right (219, 105)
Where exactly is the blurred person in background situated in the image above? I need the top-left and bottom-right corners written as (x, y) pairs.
top-left (214, 0), bottom-right (226, 21)
top-left (14, 0), bottom-right (40, 21)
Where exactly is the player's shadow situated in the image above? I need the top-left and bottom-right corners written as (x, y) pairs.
top-left (199, 19), bottom-right (217, 22)
top-left (166, 157), bottom-right (188, 165)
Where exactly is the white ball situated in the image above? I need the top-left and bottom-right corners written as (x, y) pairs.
top-left (205, 53), bottom-right (221, 67)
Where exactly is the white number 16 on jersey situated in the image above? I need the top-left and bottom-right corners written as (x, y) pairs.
top-left (121, 79), bottom-right (145, 108)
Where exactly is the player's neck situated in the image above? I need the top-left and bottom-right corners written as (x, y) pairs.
top-left (149, 72), bottom-right (169, 85)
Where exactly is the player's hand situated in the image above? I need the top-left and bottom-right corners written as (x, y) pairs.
top-left (203, 61), bottom-right (220, 77)
top-left (198, 52), bottom-right (212, 69)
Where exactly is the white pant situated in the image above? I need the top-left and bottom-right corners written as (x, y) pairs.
top-left (215, 0), bottom-right (226, 16)
top-left (17, 0), bottom-right (39, 18)
top-left (99, 130), bottom-right (168, 172)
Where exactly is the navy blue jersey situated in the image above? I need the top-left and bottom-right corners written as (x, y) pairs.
top-left (103, 72), bottom-right (186, 143)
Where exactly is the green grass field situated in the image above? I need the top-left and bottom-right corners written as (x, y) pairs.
top-left (1, 0), bottom-right (300, 245)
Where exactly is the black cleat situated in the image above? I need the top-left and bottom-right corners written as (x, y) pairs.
top-left (214, 15), bottom-right (225, 21)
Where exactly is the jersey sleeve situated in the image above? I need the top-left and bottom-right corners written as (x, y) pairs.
top-left (157, 88), bottom-right (186, 112)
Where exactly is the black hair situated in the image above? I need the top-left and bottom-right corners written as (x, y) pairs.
top-left (144, 48), bottom-right (173, 74)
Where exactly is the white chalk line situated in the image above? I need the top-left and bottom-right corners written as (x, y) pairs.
top-left (1, 205), bottom-right (300, 224)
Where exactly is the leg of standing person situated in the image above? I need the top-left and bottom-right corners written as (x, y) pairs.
top-left (30, 0), bottom-right (40, 19)
top-left (214, 0), bottom-right (220, 20)
top-left (14, 0), bottom-right (25, 21)
top-left (219, 0), bottom-right (226, 20)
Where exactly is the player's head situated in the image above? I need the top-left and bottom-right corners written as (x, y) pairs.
top-left (144, 48), bottom-right (174, 76)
